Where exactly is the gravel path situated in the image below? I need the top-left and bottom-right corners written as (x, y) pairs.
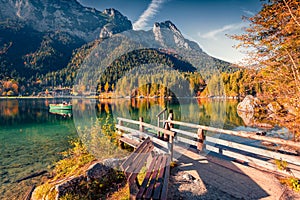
top-left (168, 167), bottom-right (240, 200)
top-left (168, 165), bottom-right (300, 200)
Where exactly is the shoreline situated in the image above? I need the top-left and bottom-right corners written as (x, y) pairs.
top-left (0, 95), bottom-right (241, 100)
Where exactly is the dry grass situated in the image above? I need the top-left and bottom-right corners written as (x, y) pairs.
top-left (107, 183), bottom-right (130, 200)
top-left (280, 177), bottom-right (300, 192)
top-left (33, 139), bottom-right (95, 199)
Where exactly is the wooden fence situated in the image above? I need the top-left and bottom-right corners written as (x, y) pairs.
top-left (116, 115), bottom-right (300, 179)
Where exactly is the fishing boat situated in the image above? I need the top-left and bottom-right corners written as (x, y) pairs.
top-left (49, 101), bottom-right (72, 110)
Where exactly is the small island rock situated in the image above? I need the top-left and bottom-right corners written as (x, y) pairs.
top-left (237, 95), bottom-right (261, 113)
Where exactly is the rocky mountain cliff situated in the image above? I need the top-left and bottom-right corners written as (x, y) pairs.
top-left (152, 21), bottom-right (201, 51)
top-left (49, 20), bottom-right (235, 92)
top-left (0, 0), bottom-right (132, 81)
top-left (0, 0), bottom-right (132, 41)
top-left (114, 20), bottom-right (234, 77)
top-left (0, 0), bottom-right (235, 95)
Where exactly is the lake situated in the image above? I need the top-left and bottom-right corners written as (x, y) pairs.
top-left (0, 98), bottom-right (291, 199)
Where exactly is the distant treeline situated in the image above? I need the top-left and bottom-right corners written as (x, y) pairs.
top-left (1, 42), bottom-right (255, 97)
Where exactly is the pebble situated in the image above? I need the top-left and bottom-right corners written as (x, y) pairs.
top-left (182, 173), bottom-right (194, 181)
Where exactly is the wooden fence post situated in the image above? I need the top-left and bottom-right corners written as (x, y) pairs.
top-left (169, 135), bottom-right (174, 161)
top-left (164, 110), bottom-right (173, 141)
top-left (197, 128), bottom-right (205, 151)
top-left (118, 119), bottom-right (123, 134)
top-left (157, 116), bottom-right (161, 138)
top-left (118, 119), bottom-right (124, 149)
top-left (168, 109), bottom-right (174, 129)
top-left (139, 117), bottom-right (144, 132)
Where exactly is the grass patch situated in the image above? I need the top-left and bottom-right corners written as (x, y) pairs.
top-left (33, 138), bottom-right (128, 199)
top-left (33, 119), bottom-right (129, 199)
top-left (137, 166), bottom-right (147, 184)
top-left (107, 183), bottom-right (129, 200)
top-left (33, 139), bottom-right (95, 199)
top-left (53, 139), bottom-right (95, 181)
top-left (275, 159), bottom-right (288, 171)
top-left (33, 183), bottom-right (55, 200)
top-left (170, 161), bottom-right (177, 168)
top-left (106, 164), bottom-right (148, 200)
top-left (280, 177), bottom-right (300, 192)
top-left (275, 159), bottom-right (300, 192)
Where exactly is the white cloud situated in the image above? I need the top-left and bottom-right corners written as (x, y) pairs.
top-left (198, 22), bottom-right (246, 40)
top-left (242, 9), bottom-right (255, 16)
top-left (133, 0), bottom-right (165, 30)
top-left (196, 22), bottom-right (250, 64)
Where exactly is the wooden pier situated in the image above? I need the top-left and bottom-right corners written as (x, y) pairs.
top-left (116, 109), bottom-right (300, 180)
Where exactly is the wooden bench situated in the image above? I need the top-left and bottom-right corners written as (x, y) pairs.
top-left (119, 136), bottom-right (141, 148)
top-left (121, 137), bottom-right (171, 200)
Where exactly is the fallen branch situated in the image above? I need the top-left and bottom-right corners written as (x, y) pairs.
top-left (16, 170), bottom-right (48, 183)
top-left (24, 185), bottom-right (36, 200)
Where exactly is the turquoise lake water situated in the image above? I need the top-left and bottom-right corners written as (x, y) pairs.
top-left (0, 98), bottom-right (291, 199)
top-left (0, 99), bottom-right (77, 199)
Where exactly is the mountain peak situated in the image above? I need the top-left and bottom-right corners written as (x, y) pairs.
top-left (99, 8), bottom-right (132, 39)
top-left (103, 8), bottom-right (121, 18)
top-left (152, 20), bottom-right (195, 50)
top-left (154, 20), bottom-right (181, 35)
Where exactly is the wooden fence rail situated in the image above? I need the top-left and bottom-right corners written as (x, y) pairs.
top-left (165, 120), bottom-right (300, 149)
top-left (117, 117), bottom-right (175, 160)
top-left (116, 116), bottom-right (300, 179)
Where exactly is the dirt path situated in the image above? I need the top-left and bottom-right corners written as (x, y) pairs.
top-left (168, 147), bottom-right (300, 200)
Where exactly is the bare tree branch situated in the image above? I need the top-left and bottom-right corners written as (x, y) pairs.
top-left (283, 0), bottom-right (300, 27)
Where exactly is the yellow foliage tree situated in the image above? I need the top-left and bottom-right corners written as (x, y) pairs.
top-left (232, 0), bottom-right (300, 103)
top-left (232, 0), bottom-right (300, 137)
top-left (104, 82), bottom-right (109, 93)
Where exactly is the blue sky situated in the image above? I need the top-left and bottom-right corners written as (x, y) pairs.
top-left (79, 0), bottom-right (263, 64)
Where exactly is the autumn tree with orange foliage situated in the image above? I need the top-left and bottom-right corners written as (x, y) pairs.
top-left (0, 80), bottom-right (19, 96)
top-left (232, 0), bottom-right (300, 138)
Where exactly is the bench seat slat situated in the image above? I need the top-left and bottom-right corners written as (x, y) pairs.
top-left (121, 137), bottom-right (170, 199)
top-left (144, 156), bottom-right (163, 199)
top-left (127, 149), bottom-right (153, 184)
top-left (136, 155), bottom-right (159, 199)
top-left (160, 155), bottom-right (171, 200)
top-left (152, 155), bottom-right (168, 199)
top-left (119, 137), bottom-right (140, 148)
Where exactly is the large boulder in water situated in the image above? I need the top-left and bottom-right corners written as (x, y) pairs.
top-left (237, 109), bottom-right (273, 129)
top-left (237, 109), bottom-right (254, 125)
top-left (237, 95), bottom-right (274, 129)
top-left (237, 95), bottom-right (261, 113)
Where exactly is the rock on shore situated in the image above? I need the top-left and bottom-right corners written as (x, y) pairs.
top-left (31, 158), bottom-right (124, 200)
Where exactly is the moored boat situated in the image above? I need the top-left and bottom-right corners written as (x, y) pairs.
top-left (49, 108), bottom-right (72, 117)
top-left (49, 101), bottom-right (72, 110)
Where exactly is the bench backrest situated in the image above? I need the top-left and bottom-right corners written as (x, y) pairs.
top-left (121, 137), bottom-right (154, 182)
